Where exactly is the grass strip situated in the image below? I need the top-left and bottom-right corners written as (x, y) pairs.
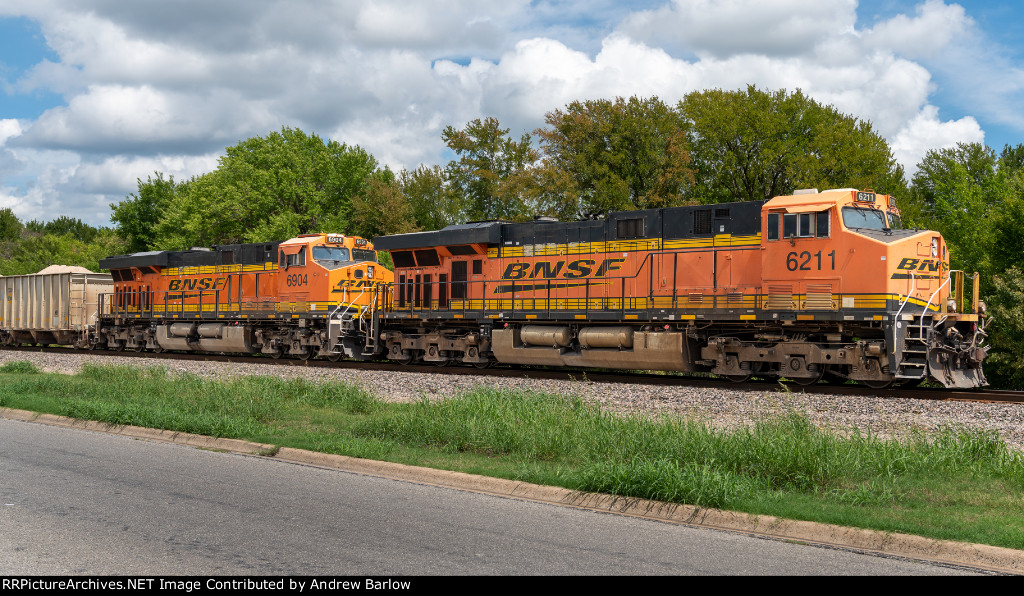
top-left (2, 361), bottom-right (1022, 551)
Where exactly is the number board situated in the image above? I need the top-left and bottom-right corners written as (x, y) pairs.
top-left (856, 191), bottom-right (876, 203)
top-left (326, 235), bottom-right (345, 243)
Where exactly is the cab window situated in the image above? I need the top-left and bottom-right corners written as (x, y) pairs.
top-left (887, 212), bottom-right (903, 229)
top-left (280, 248), bottom-right (306, 268)
top-left (768, 210), bottom-right (830, 240)
top-left (313, 246), bottom-right (350, 263)
top-left (842, 207), bottom-right (888, 230)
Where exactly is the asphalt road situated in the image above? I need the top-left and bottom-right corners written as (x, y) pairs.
top-left (0, 417), bottom-right (979, 576)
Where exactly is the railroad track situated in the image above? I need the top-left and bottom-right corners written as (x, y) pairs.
top-left (4, 345), bottom-right (1021, 405)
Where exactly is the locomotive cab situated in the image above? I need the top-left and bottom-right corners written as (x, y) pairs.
top-left (278, 233), bottom-right (392, 319)
top-left (759, 189), bottom-right (986, 387)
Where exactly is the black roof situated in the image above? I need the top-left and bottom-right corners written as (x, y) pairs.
top-left (99, 241), bottom-right (281, 271)
top-left (374, 201), bottom-right (766, 253)
top-left (373, 221), bottom-right (505, 250)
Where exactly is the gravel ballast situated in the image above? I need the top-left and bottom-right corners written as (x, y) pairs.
top-left (3, 350), bottom-right (1022, 452)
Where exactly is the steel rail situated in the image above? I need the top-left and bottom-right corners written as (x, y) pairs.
top-left (2, 345), bottom-right (1021, 404)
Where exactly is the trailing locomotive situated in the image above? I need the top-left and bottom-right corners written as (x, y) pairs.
top-left (93, 233), bottom-right (392, 360)
top-left (372, 188), bottom-right (988, 388)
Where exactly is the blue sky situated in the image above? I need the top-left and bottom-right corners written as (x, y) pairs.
top-left (1, 0), bottom-right (1022, 227)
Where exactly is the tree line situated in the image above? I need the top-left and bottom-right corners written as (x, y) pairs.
top-left (1, 86), bottom-right (1020, 388)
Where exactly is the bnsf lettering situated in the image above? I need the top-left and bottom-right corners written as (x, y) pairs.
top-left (167, 278), bottom-right (227, 291)
top-left (332, 279), bottom-right (376, 292)
top-left (897, 258), bottom-right (942, 272)
top-left (530, 261), bottom-right (564, 279)
top-left (501, 258), bottom-right (625, 280)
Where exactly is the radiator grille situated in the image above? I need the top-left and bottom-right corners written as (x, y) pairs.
top-left (806, 284), bottom-right (834, 310)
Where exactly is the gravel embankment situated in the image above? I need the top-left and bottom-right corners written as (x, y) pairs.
top-left (3, 350), bottom-right (1022, 452)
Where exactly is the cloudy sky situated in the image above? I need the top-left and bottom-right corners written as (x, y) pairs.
top-left (1, 0), bottom-right (1023, 228)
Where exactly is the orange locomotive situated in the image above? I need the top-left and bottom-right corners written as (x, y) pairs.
top-left (97, 233), bottom-right (392, 360)
top-left (373, 188), bottom-right (988, 388)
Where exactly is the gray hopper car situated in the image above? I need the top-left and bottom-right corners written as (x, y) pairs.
top-left (0, 271), bottom-right (114, 348)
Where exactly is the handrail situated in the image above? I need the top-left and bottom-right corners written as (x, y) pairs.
top-left (895, 270), bottom-right (916, 322)
top-left (924, 270), bottom-right (955, 316)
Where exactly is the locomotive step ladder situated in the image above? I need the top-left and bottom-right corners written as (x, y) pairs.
top-left (897, 314), bottom-right (933, 381)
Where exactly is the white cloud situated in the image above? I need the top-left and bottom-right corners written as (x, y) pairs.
top-left (890, 105), bottom-right (985, 172)
top-left (621, 0), bottom-right (858, 58)
top-left (863, 0), bottom-right (970, 59)
top-left (0, 119), bottom-right (22, 145)
top-left (0, 1), bottom-right (1015, 225)
top-left (72, 154), bottom-right (220, 195)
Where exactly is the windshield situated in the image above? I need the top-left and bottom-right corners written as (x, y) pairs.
top-left (313, 246), bottom-right (350, 262)
top-left (842, 207), bottom-right (888, 230)
top-left (352, 248), bottom-right (378, 263)
top-left (887, 212), bottom-right (903, 229)
top-left (312, 246), bottom-right (378, 268)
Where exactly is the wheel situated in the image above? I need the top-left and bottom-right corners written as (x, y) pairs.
top-left (327, 352), bottom-right (344, 362)
top-left (790, 366), bottom-right (824, 386)
top-left (863, 379), bottom-right (895, 389)
top-left (791, 374), bottom-right (822, 386)
top-left (133, 344), bottom-right (145, 352)
top-left (113, 341), bottom-right (126, 352)
top-left (724, 374), bottom-right (752, 383)
top-left (821, 366), bottom-right (848, 385)
top-left (296, 348), bottom-right (313, 361)
top-left (270, 347), bottom-right (286, 359)
top-left (472, 359), bottom-right (493, 369)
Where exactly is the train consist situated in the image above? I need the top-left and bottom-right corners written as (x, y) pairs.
top-left (0, 188), bottom-right (989, 388)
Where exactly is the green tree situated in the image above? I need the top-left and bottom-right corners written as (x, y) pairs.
top-left (111, 172), bottom-right (182, 253)
top-left (0, 229), bottom-right (126, 276)
top-left (536, 96), bottom-right (694, 216)
top-left (399, 165), bottom-right (468, 231)
top-left (153, 127), bottom-right (378, 249)
top-left (679, 86), bottom-right (906, 203)
top-left (498, 160), bottom-right (583, 222)
top-left (986, 267), bottom-right (1024, 389)
top-left (984, 162), bottom-right (1024, 389)
top-left (25, 216), bottom-right (100, 243)
top-left (998, 143), bottom-right (1024, 175)
top-left (907, 143), bottom-right (1007, 278)
top-left (351, 170), bottom-right (420, 239)
top-left (443, 117), bottom-right (537, 222)
top-left (0, 208), bottom-right (22, 242)
top-left (906, 142), bottom-right (1024, 390)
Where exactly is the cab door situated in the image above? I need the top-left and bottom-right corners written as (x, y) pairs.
top-left (279, 244), bottom-right (311, 312)
top-left (761, 208), bottom-right (839, 312)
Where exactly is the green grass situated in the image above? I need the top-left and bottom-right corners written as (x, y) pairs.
top-left (1, 361), bottom-right (1022, 551)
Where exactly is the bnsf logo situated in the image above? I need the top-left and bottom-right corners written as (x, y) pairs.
top-left (896, 258), bottom-right (943, 272)
top-left (167, 277), bottom-right (228, 291)
top-left (502, 258), bottom-right (626, 280)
